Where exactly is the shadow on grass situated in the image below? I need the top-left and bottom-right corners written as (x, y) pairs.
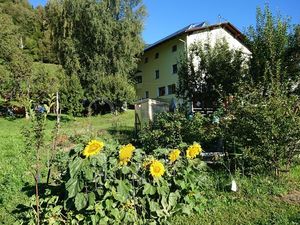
top-left (12, 182), bottom-right (66, 218)
top-left (107, 127), bottom-right (135, 143)
top-left (47, 114), bottom-right (73, 123)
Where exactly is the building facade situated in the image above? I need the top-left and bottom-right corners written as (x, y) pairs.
top-left (135, 22), bottom-right (251, 103)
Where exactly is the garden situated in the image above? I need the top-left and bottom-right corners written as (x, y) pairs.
top-left (0, 108), bottom-right (300, 224)
top-left (0, 1), bottom-right (299, 224)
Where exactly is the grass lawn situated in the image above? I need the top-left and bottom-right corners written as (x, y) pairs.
top-left (0, 110), bottom-right (135, 224)
top-left (172, 166), bottom-right (300, 224)
top-left (0, 110), bottom-right (299, 224)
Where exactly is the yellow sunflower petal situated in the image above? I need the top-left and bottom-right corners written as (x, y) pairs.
top-left (150, 160), bottom-right (165, 178)
top-left (82, 140), bottom-right (104, 157)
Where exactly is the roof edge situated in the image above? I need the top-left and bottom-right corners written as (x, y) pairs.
top-left (144, 22), bottom-right (246, 52)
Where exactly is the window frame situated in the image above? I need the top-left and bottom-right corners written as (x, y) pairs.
top-left (155, 70), bottom-right (160, 79)
top-left (167, 84), bottom-right (176, 95)
top-left (135, 75), bottom-right (142, 84)
top-left (172, 45), bottom-right (177, 52)
top-left (172, 64), bottom-right (178, 74)
top-left (158, 86), bottom-right (166, 97)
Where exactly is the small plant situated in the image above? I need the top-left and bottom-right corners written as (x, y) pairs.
top-left (22, 140), bottom-right (213, 224)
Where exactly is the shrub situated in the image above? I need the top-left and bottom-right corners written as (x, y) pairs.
top-left (137, 112), bottom-right (218, 152)
top-left (222, 88), bottom-right (300, 175)
top-left (21, 140), bottom-right (213, 224)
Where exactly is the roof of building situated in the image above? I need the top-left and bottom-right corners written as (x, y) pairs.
top-left (144, 22), bottom-right (245, 52)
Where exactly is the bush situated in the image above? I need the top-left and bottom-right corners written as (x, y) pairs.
top-left (222, 88), bottom-right (300, 174)
top-left (21, 140), bottom-right (213, 224)
top-left (137, 112), bottom-right (219, 153)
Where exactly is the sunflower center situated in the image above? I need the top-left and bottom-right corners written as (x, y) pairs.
top-left (88, 144), bottom-right (99, 152)
top-left (154, 166), bottom-right (161, 173)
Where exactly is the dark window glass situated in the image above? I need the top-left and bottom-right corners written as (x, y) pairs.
top-left (155, 52), bottom-right (159, 59)
top-left (145, 91), bottom-right (149, 98)
top-left (158, 86), bottom-right (165, 96)
top-left (155, 70), bottom-right (159, 79)
top-left (172, 64), bottom-right (178, 74)
top-left (144, 57), bottom-right (148, 63)
top-left (172, 45), bottom-right (177, 52)
top-left (135, 76), bottom-right (142, 84)
top-left (168, 84), bottom-right (176, 95)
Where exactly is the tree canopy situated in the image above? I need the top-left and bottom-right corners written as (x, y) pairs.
top-left (46, 0), bottom-right (146, 109)
top-left (177, 40), bottom-right (249, 108)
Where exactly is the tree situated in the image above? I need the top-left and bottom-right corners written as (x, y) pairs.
top-left (60, 74), bottom-right (84, 116)
top-left (46, 0), bottom-right (146, 109)
top-left (247, 5), bottom-right (300, 95)
top-left (177, 40), bottom-right (248, 108)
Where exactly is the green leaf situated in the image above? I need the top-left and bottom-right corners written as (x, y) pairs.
top-left (182, 205), bottom-right (192, 215)
top-left (149, 201), bottom-right (160, 212)
top-left (91, 214), bottom-right (99, 225)
top-left (111, 208), bottom-right (120, 219)
top-left (121, 166), bottom-right (130, 174)
top-left (66, 178), bottom-right (83, 198)
top-left (105, 199), bottom-right (113, 209)
top-left (88, 192), bottom-right (96, 207)
top-left (69, 157), bottom-right (83, 178)
top-left (75, 214), bottom-right (85, 221)
top-left (161, 195), bottom-right (168, 210)
top-left (143, 183), bottom-right (156, 195)
top-left (83, 167), bottom-right (94, 181)
top-left (75, 193), bottom-right (87, 211)
top-left (168, 192), bottom-right (178, 208)
top-left (117, 180), bottom-right (131, 198)
top-left (157, 183), bottom-right (169, 195)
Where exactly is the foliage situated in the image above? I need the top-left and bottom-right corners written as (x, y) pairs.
top-left (21, 141), bottom-right (213, 224)
top-left (222, 87), bottom-right (300, 174)
top-left (177, 40), bottom-right (248, 108)
top-left (137, 112), bottom-right (219, 152)
top-left (60, 73), bottom-right (84, 116)
top-left (0, 110), bottom-right (135, 223)
top-left (46, 0), bottom-right (145, 107)
top-left (247, 5), bottom-right (300, 95)
top-left (0, 0), bottom-right (55, 62)
top-left (31, 63), bottom-right (66, 103)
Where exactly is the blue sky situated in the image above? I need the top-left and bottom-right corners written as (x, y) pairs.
top-left (30, 0), bottom-right (300, 44)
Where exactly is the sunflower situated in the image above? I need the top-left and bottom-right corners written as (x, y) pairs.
top-left (119, 143), bottom-right (135, 165)
top-left (168, 149), bottom-right (181, 163)
top-left (150, 160), bottom-right (165, 178)
top-left (82, 140), bottom-right (104, 157)
top-left (186, 142), bottom-right (203, 159)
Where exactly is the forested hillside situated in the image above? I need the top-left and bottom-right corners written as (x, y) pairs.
top-left (0, 0), bottom-right (146, 116)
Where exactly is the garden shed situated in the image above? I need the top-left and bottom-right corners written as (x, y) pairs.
top-left (134, 98), bottom-right (169, 132)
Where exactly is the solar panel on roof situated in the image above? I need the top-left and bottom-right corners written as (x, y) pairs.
top-left (144, 21), bottom-right (207, 51)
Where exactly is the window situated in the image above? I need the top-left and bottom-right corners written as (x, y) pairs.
top-left (168, 84), bottom-right (176, 95)
top-left (145, 91), bottom-right (149, 98)
top-left (172, 45), bottom-right (177, 52)
top-left (172, 64), bottom-right (178, 74)
top-left (155, 52), bottom-right (159, 59)
top-left (135, 76), bottom-right (142, 84)
top-left (158, 86), bottom-right (166, 96)
top-left (144, 57), bottom-right (148, 63)
top-left (155, 70), bottom-right (159, 79)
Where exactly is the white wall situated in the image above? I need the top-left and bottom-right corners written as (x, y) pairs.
top-left (187, 27), bottom-right (251, 55)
